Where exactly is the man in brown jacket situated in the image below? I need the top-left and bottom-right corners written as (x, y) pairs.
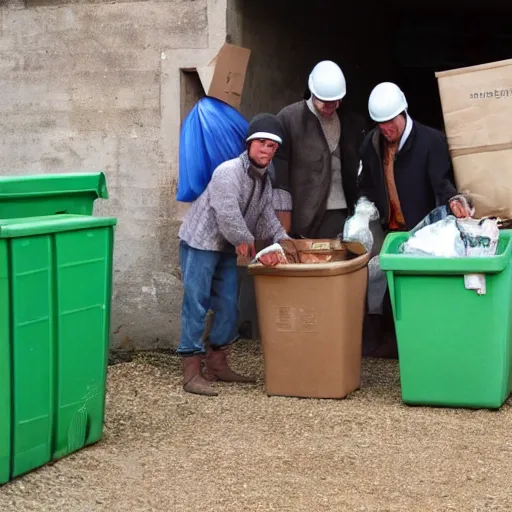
top-left (272, 60), bottom-right (368, 238)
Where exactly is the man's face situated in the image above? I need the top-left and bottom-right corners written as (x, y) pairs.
top-left (248, 139), bottom-right (279, 167)
top-left (312, 96), bottom-right (340, 118)
top-left (378, 114), bottom-right (406, 144)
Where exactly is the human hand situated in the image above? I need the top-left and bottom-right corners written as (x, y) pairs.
top-left (449, 194), bottom-right (474, 219)
top-left (236, 242), bottom-right (256, 258)
top-left (259, 251), bottom-right (288, 267)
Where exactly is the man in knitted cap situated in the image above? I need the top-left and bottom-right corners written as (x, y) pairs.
top-left (178, 113), bottom-right (293, 396)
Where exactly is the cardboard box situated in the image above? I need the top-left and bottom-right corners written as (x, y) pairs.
top-left (436, 59), bottom-right (512, 218)
top-left (197, 43), bottom-right (251, 111)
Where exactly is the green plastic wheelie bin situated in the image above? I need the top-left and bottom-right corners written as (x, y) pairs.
top-left (380, 230), bottom-right (512, 409)
top-left (0, 173), bottom-right (116, 485)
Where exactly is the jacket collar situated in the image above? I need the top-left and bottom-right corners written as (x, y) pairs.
top-left (301, 98), bottom-right (346, 123)
top-left (399, 113), bottom-right (413, 151)
top-left (240, 150), bottom-right (268, 179)
top-left (372, 114), bottom-right (416, 156)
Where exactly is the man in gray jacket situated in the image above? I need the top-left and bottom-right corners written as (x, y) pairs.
top-left (178, 113), bottom-right (290, 396)
top-left (272, 60), bottom-right (368, 239)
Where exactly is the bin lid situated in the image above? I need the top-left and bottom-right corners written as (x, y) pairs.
top-left (0, 172), bottom-right (109, 219)
top-left (248, 251), bottom-right (370, 277)
top-left (0, 214), bottom-right (117, 239)
top-left (380, 230), bottom-right (512, 274)
top-left (0, 172), bottom-right (108, 200)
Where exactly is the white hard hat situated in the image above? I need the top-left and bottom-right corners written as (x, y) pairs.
top-left (308, 61), bottom-right (347, 102)
top-left (368, 82), bottom-right (408, 123)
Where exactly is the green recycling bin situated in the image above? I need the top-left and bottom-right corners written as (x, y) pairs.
top-left (0, 172), bottom-right (108, 219)
top-left (0, 173), bottom-right (116, 485)
top-left (380, 230), bottom-right (512, 409)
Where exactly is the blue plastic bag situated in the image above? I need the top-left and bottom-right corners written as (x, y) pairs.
top-left (176, 97), bottom-right (248, 202)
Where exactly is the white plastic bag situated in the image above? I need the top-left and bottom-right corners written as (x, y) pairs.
top-left (343, 197), bottom-right (380, 253)
top-left (401, 215), bottom-right (500, 295)
top-left (457, 218), bottom-right (499, 257)
top-left (457, 218), bottom-right (499, 295)
top-left (401, 216), bottom-right (466, 257)
top-left (251, 243), bottom-right (286, 264)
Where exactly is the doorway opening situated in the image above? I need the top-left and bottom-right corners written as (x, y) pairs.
top-left (228, 0), bottom-right (512, 130)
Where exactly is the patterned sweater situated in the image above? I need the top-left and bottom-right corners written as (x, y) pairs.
top-left (179, 151), bottom-right (289, 252)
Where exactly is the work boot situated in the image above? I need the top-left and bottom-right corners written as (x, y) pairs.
top-left (369, 328), bottom-right (399, 360)
top-left (370, 339), bottom-right (399, 360)
top-left (363, 313), bottom-right (399, 360)
top-left (204, 346), bottom-right (255, 383)
top-left (182, 355), bottom-right (218, 396)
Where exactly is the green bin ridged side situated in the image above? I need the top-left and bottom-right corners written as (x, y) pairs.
top-left (0, 241), bottom-right (10, 484)
top-left (380, 230), bottom-right (512, 409)
top-left (52, 226), bottom-right (114, 460)
top-left (3, 215), bottom-right (115, 481)
top-left (11, 234), bottom-right (54, 477)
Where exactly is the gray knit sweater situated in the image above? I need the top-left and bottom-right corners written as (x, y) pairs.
top-left (179, 151), bottom-right (289, 252)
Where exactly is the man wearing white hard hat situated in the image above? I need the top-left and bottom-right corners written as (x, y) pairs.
top-left (271, 60), bottom-right (367, 239)
top-left (359, 82), bottom-right (468, 232)
top-left (358, 82), bottom-right (471, 358)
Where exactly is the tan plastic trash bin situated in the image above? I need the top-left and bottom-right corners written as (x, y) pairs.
top-left (248, 246), bottom-right (370, 399)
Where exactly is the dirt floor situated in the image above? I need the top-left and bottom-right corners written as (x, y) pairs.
top-left (1, 342), bottom-right (512, 512)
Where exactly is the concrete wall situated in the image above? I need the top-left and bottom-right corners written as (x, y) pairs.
top-left (0, 0), bottom-right (395, 351)
top-left (0, 0), bottom-right (229, 350)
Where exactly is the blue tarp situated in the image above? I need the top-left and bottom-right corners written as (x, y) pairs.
top-left (177, 97), bottom-right (248, 202)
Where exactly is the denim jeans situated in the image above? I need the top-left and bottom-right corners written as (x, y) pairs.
top-left (178, 242), bottom-right (239, 356)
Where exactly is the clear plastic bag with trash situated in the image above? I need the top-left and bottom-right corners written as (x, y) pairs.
top-left (401, 216), bottom-right (466, 257)
top-left (342, 197), bottom-right (380, 253)
top-left (409, 194), bottom-right (476, 237)
top-left (400, 214), bottom-right (499, 294)
top-left (409, 205), bottom-right (451, 236)
top-left (401, 215), bottom-right (499, 258)
top-left (457, 218), bottom-right (499, 257)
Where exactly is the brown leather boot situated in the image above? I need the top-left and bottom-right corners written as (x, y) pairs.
top-left (204, 346), bottom-right (255, 383)
top-left (182, 355), bottom-right (218, 396)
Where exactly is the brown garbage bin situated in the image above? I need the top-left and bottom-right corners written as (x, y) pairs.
top-left (248, 244), bottom-right (369, 399)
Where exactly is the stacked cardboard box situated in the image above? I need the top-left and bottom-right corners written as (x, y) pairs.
top-left (436, 59), bottom-right (512, 218)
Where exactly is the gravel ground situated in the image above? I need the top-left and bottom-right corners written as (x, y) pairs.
top-left (2, 341), bottom-right (512, 512)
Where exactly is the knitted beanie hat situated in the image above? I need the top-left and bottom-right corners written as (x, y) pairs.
top-left (246, 113), bottom-right (284, 145)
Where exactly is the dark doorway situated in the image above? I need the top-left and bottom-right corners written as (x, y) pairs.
top-left (228, 0), bottom-right (512, 131)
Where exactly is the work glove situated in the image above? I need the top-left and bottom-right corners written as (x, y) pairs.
top-left (448, 194), bottom-right (475, 219)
